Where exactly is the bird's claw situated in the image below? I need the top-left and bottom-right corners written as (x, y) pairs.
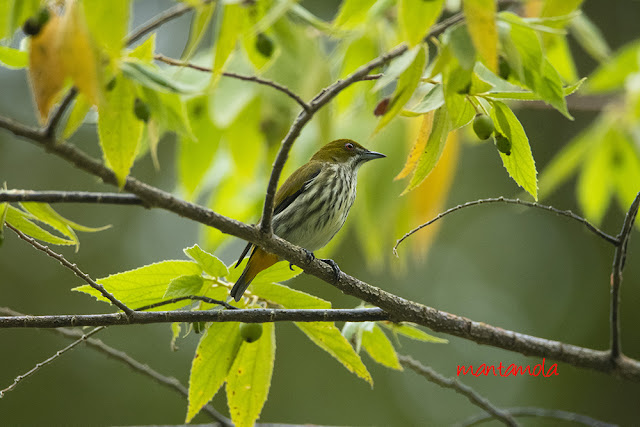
top-left (320, 258), bottom-right (341, 283)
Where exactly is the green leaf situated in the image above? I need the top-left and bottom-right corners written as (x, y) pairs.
top-left (4, 205), bottom-right (74, 246)
top-left (498, 12), bottom-right (543, 86)
top-left (403, 106), bottom-right (450, 194)
top-left (462, 0), bottom-right (497, 72)
top-left (63, 92), bottom-right (92, 139)
top-left (536, 58), bottom-right (571, 119)
top-left (249, 282), bottom-right (329, 308)
top-left (187, 322), bottom-right (243, 422)
top-left (139, 86), bottom-right (194, 139)
top-left (333, 0), bottom-right (377, 29)
top-left (177, 95), bottom-right (221, 199)
top-left (0, 202), bottom-right (8, 246)
top-left (228, 261), bottom-right (303, 289)
top-left (487, 77), bottom-right (584, 101)
top-left (0, 1), bottom-right (13, 41)
top-left (0, 45), bottom-right (27, 69)
top-left (570, 13), bottom-right (611, 63)
top-left (127, 33), bottom-right (156, 62)
top-left (545, 33), bottom-right (578, 83)
top-left (184, 244), bottom-right (229, 278)
top-left (372, 47), bottom-right (419, 92)
top-left (122, 60), bottom-right (188, 93)
top-left (226, 323), bottom-right (275, 427)
top-left (446, 23), bottom-right (476, 70)
top-left (164, 274), bottom-right (205, 298)
top-left (74, 260), bottom-right (202, 310)
top-left (443, 64), bottom-right (475, 129)
top-left (183, 2), bottom-right (215, 60)
top-left (380, 322), bottom-right (448, 343)
top-left (9, 0), bottom-right (39, 39)
top-left (342, 321), bottom-right (367, 353)
top-left (296, 322), bottom-right (372, 384)
top-left (212, 3), bottom-right (244, 83)
top-left (375, 46), bottom-right (426, 132)
top-left (84, 0), bottom-right (129, 59)
top-left (586, 40), bottom-right (640, 93)
top-left (361, 324), bottom-right (402, 370)
top-left (610, 130), bottom-right (640, 210)
top-left (398, 0), bottom-right (445, 46)
top-left (98, 74), bottom-right (143, 187)
top-left (403, 84), bottom-right (444, 116)
top-left (20, 202), bottom-right (110, 249)
top-left (490, 100), bottom-right (538, 200)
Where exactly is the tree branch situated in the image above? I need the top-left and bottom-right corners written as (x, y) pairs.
top-left (394, 197), bottom-right (619, 254)
top-left (610, 191), bottom-right (640, 360)
top-left (154, 54), bottom-right (311, 112)
top-left (2, 118), bottom-right (640, 381)
top-left (458, 407), bottom-right (616, 427)
top-left (6, 223), bottom-right (134, 315)
top-left (0, 190), bottom-right (145, 205)
top-left (398, 355), bottom-right (518, 427)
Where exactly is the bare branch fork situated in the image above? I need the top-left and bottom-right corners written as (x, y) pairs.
top-left (1, 0), bottom-right (640, 388)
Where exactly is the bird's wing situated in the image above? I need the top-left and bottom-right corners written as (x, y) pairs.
top-left (234, 162), bottom-right (322, 268)
top-left (273, 162), bottom-right (322, 216)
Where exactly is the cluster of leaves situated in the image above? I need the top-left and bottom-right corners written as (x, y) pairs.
top-left (73, 244), bottom-right (445, 425)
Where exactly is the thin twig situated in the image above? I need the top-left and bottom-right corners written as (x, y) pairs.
top-left (0, 326), bottom-right (104, 398)
top-left (0, 308), bottom-right (390, 328)
top-left (394, 197), bottom-right (619, 254)
top-left (44, 88), bottom-right (77, 139)
top-left (0, 190), bottom-right (145, 205)
top-left (6, 223), bottom-right (134, 315)
top-left (135, 295), bottom-right (238, 311)
top-left (398, 355), bottom-right (518, 427)
top-left (457, 407), bottom-right (617, 427)
top-left (610, 191), bottom-right (640, 360)
top-left (126, 2), bottom-right (206, 46)
top-left (154, 54), bottom-right (312, 112)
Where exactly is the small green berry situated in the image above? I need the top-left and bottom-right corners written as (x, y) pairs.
top-left (472, 114), bottom-right (495, 140)
top-left (255, 33), bottom-right (274, 58)
top-left (133, 98), bottom-right (151, 122)
top-left (494, 133), bottom-right (512, 156)
top-left (240, 323), bottom-right (263, 343)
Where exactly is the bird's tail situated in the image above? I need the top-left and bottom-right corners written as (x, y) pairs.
top-left (229, 248), bottom-right (278, 302)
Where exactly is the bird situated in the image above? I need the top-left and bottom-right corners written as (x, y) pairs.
top-left (229, 139), bottom-right (386, 301)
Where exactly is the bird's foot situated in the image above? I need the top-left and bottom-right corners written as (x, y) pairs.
top-left (290, 249), bottom-right (316, 270)
top-left (319, 258), bottom-right (341, 283)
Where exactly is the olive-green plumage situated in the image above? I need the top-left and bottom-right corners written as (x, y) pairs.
top-left (229, 139), bottom-right (385, 301)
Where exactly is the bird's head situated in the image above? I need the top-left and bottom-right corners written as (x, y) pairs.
top-left (310, 139), bottom-right (386, 167)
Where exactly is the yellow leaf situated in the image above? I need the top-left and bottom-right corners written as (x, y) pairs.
top-left (28, 14), bottom-right (66, 123)
top-left (408, 130), bottom-right (460, 260)
top-left (395, 112), bottom-right (434, 180)
top-left (58, 0), bottom-right (100, 106)
top-left (462, 0), bottom-right (498, 73)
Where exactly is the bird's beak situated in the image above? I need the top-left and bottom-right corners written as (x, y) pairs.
top-left (361, 150), bottom-right (386, 161)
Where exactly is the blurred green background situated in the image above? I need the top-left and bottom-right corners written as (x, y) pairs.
top-left (1, 0), bottom-right (640, 425)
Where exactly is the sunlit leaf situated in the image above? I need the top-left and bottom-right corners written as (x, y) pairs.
top-left (586, 40), bottom-right (640, 93)
top-left (84, 0), bottom-right (129, 59)
top-left (62, 92), bottom-right (92, 139)
top-left (184, 244), bottom-right (229, 278)
top-left (333, 0), bottom-right (377, 29)
top-left (490, 100), bottom-right (538, 200)
top-left (212, 3), bottom-right (244, 84)
top-left (395, 112), bottom-right (434, 180)
top-left (361, 324), bottom-right (402, 370)
top-left (183, 2), bottom-right (215, 60)
top-left (28, 14), bottom-right (65, 123)
top-left (577, 136), bottom-right (611, 224)
top-left (4, 205), bottom-right (74, 246)
top-left (127, 33), bottom-right (156, 62)
top-left (398, 0), bottom-right (445, 46)
top-left (375, 46), bottom-right (426, 132)
top-left (462, 0), bottom-right (497, 72)
top-left (0, 46), bottom-right (27, 69)
top-left (403, 106), bottom-right (450, 194)
top-left (164, 274), bottom-right (205, 298)
top-left (227, 323), bottom-right (275, 427)
top-left (380, 322), bottom-right (448, 343)
top-left (402, 84), bottom-right (444, 116)
top-left (570, 13), bottom-right (611, 63)
top-left (187, 322), bottom-right (243, 422)
top-left (74, 260), bottom-right (202, 310)
top-left (98, 74), bottom-right (143, 187)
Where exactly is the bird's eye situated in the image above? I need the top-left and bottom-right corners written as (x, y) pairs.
top-left (345, 142), bottom-right (354, 150)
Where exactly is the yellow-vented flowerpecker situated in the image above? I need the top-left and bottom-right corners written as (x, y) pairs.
top-left (230, 139), bottom-right (385, 301)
